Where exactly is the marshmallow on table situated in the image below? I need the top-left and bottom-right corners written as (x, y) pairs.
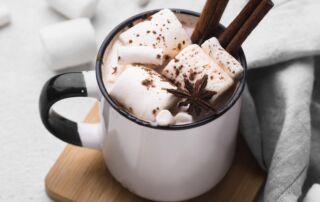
top-left (156, 110), bottom-right (174, 126)
top-left (202, 37), bottom-right (244, 79)
top-left (47, 0), bottom-right (99, 19)
top-left (174, 112), bottom-right (193, 125)
top-left (109, 65), bottom-right (178, 122)
top-left (162, 44), bottom-right (234, 103)
top-left (119, 9), bottom-right (191, 58)
top-left (117, 46), bottom-right (164, 66)
top-left (0, 5), bottom-right (11, 27)
top-left (40, 18), bottom-right (96, 71)
top-left (304, 184), bottom-right (320, 202)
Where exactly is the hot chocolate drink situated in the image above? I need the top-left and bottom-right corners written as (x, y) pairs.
top-left (102, 9), bottom-right (244, 126)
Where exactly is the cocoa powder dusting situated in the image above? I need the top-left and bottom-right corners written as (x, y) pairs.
top-left (112, 67), bottom-right (117, 75)
top-left (152, 109), bottom-right (157, 115)
top-left (175, 69), bottom-right (180, 76)
top-left (189, 70), bottom-right (197, 81)
top-left (142, 78), bottom-right (154, 89)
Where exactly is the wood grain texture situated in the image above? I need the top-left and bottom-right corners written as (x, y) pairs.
top-left (45, 102), bottom-right (266, 202)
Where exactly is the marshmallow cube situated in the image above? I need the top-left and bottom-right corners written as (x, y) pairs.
top-left (304, 184), bottom-right (320, 202)
top-left (40, 18), bottom-right (96, 70)
top-left (117, 46), bottom-right (164, 66)
top-left (119, 9), bottom-right (191, 58)
top-left (156, 110), bottom-right (174, 126)
top-left (202, 37), bottom-right (244, 79)
top-left (47, 0), bottom-right (99, 19)
top-left (162, 44), bottom-right (234, 103)
top-left (0, 5), bottom-right (11, 27)
top-left (109, 66), bottom-right (177, 122)
top-left (174, 112), bottom-right (193, 125)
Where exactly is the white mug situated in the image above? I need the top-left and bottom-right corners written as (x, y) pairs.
top-left (39, 9), bottom-right (247, 202)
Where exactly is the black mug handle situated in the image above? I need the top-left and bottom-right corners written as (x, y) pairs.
top-left (39, 71), bottom-right (104, 150)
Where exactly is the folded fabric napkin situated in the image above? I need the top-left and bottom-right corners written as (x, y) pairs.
top-left (145, 0), bottom-right (320, 201)
top-left (238, 0), bottom-right (320, 201)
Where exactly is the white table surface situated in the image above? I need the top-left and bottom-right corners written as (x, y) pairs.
top-left (0, 0), bottom-right (210, 201)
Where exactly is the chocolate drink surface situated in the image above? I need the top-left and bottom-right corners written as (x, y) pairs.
top-left (101, 9), bottom-right (243, 126)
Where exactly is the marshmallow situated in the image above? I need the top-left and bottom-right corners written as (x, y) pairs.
top-left (117, 46), bottom-right (164, 66)
top-left (149, 9), bottom-right (192, 57)
top-left (156, 110), bottom-right (174, 126)
top-left (40, 18), bottom-right (97, 70)
top-left (47, 0), bottom-right (99, 19)
top-left (109, 66), bottom-right (177, 122)
top-left (119, 21), bottom-right (157, 48)
top-left (202, 37), bottom-right (244, 79)
top-left (174, 112), bottom-right (193, 125)
top-left (103, 41), bottom-right (127, 87)
top-left (162, 44), bottom-right (234, 103)
top-left (304, 184), bottom-right (320, 202)
top-left (0, 5), bottom-right (11, 27)
top-left (119, 9), bottom-right (191, 58)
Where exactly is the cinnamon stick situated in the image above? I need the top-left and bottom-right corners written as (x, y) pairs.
top-left (219, 0), bottom-right (262, 48)
top-left (191, 0), bottom-right (229, 44)
top-left (226, 0), bottom-right (274, 56)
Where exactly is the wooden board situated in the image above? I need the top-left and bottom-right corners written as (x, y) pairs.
top-left (45, 102), bottom-right (266, 202)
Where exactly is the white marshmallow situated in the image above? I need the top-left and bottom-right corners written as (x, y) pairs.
top-left (150, 9), bottom-right (192, 57)
top-left (119, 21), bottom-right (157, 47)
top-left (202, 37), bottom-right (244, 79)
top-left (47, 0), bottom-right (99, 19)
top-left (174, 112), bottom-right (193, 125)
top-left (103, 41), bottom-right (127, 88)
top-left (162, 44), bottom-right (234, 103)
top-left (109, 66), bottom-right (177, 122)
top-left (119, 9), bottom-right (191, 58)
top-left (40, 18), bottom-right (97, 71)
top-left (304, 184), bottom-right (320, 202)
top-left (156, 110), bottom-right (174, 126)
top-left (0, 5), bottom-right (11, 27)
top-left (117, 46), bottom-right (164, 66)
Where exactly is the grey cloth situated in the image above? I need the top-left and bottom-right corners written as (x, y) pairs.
top-left (238, 0), bottom-right (320, 201)
top-left (146, 0), bottom-right (320, 201)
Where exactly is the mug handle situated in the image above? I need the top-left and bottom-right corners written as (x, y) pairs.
top-left (39, 70), bottom-right (104, 150)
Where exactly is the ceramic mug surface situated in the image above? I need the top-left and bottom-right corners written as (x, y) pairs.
top-left (39, 9), bottom-right (247, 201)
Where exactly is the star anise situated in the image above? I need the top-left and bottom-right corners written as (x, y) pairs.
top-left (167, 75), bottom-right (217, 115)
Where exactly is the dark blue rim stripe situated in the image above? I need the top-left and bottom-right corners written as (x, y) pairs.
top-left (96, 8), bottom-right (247, 130)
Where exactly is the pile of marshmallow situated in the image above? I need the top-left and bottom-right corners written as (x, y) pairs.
top-left (38, 0), bottom-right (150, 71)
top-left (0, 0), bottom-right (102, 70)
top-left (39, 0), bottom-right (100, 70)
top-left (107, 9), bottom-right (244, 126)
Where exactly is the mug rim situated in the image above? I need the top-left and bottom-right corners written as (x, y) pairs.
top-left (96, 8), bottom-right (247, 130)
